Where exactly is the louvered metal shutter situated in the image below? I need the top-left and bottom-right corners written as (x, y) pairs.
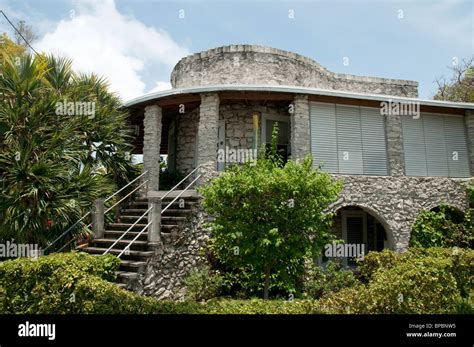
top-left (360, 107), bottom-right (388, 175)
top-left (423, 114), bottom-right (449, 176)
top-left (402, 115), bottom-right (428, 176)
top-left (336, 105), bottom-right (363, 174)
top-left (310, 102), bottom-right (338, 172)
top-left (443, 115), bottom-right (471, 177)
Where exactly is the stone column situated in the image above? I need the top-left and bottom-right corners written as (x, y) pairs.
top-left (92, 199), bottom-right (104, 239)
top-left (143, 105), bottom-right (163, 191)
top-left (385, 114), bottom-right (405, 176)
top-left (465, 110), bottom-right (474, 175)
top-left (197, 93), bottom-right (220, 183)
top-left (290, 94), bottom-right (311, 161)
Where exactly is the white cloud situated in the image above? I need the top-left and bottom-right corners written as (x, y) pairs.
top-left (36, 0), bottom-right (189, 101)
top-left (148, 81), bottom-right (172, 94)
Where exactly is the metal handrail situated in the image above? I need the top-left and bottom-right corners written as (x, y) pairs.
top-left (160, 165), bottom-right (201, 200)
top-left (105, 179), bottom-right (149, 214)
top-left (43, 212), bottom-right (91, 253)
top-left (113, 166), bottom-right (202, 258)
top-left (162, 174), bottom-right (201, 214)
top-left (103, 206), bottom-right (152, 255)
top-left (104, 170), bottom-right (149, 203)
top-left (118, 221), bottom-right (152, 258)
top-left (43, 171), bottom-right (148, 254)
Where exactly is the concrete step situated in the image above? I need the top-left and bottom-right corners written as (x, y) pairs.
top-left (116, 271), bottom-right (138, 284)
top-left (92, 238), bottom-right (149, 251)
top-left (82, 246), bottom-right (153, 258)
top-left (121, 208), bottom-right (193, 216)
top-left (119, 260), bottom-right (147, 272)
top-left (119, 215), bottom-right (186, 222)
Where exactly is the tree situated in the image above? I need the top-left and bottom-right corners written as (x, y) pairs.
top-left (434, 57), bottom-right (474, 102)
top-left (0, 49), bottom-right (134, 249)
top-left (0, 33), bottom-right (26, 66)
top-left (13, 20), bottom-right (38, 47)
top-left (199, 143), bottom-right (342, 299)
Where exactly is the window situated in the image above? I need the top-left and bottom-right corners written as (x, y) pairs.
top-left (310, 102), bottom-right (388, 175)
top-left (402, 113), bottom-right (470, 177)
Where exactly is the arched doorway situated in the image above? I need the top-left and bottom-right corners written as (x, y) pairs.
top-left (327, 206), bottom-right (390, 266)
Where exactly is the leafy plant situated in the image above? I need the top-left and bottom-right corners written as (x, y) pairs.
top-left (199, 147), bottom-right (342, 299)
top-left (185, 265), bottom-right (223, 302)
top-left (303, 260), bottom-right (360, 299)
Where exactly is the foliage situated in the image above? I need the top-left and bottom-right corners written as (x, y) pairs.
top-left (199, 152), bottom-right (342, 299)
top-left (159, 168), bottom-right (185, 191)
top-left (205, 298), bottom-right (319, 314)
top-left (184, 265), bottom-right (223, 302)
top-left (0, 47), bottom-right (134, 248)
top-left (303, 260), bottom-right (360, 299)
top-left (434, 57), bottom-right (474, 102)
top-left (410, 205), bottom-right (473, 248)
top-left (0, 252), bottom-right (206, 314)
top-left (0, 33), bottom-right (26, 66)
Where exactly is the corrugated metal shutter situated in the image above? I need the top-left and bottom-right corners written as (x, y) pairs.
top-left (423, 114), bottom-right (449, 176)
top-left (443, 115), bottom-right (471, 177)
top-left (360, 107), bottom-right (388, 175)
top-left (402, 115), bottom-right (428, 176)
top-left (310, 102), bottom-right (338, 172)
top-left (336, 105), bottom-right (363, 174)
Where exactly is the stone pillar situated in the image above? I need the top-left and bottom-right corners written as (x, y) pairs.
top-left (290, 94), bottom-right (311, 161)
top-left (148, 198), bottom-right (162, 243)
top-left (385, 114), bottom-right (405, 176)
top-left (92, 199), bottom-right (104, 239)
top-left (197, 93), bottom-right (219, 182)
top-left (143, 105), bottom-right (162, 191)
top-left (465, 110), bottom-right (474, 175)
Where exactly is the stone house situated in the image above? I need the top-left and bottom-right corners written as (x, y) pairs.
top-left (125, 44), bottom-right (474, 257)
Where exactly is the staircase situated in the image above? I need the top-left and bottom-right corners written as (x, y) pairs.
top-left (81, 191), bottom-right (201, 289)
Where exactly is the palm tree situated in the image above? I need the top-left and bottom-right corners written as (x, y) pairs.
top-left (0, 52), bottom-right (135, 249)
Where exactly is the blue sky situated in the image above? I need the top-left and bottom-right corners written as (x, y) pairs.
top-left (1, 0), bottom-right (472, 101)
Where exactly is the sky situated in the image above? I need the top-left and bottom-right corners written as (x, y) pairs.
top-left (0, 0), bottom-right (472, 102)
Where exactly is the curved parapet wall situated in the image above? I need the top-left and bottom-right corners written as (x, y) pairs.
top-left (171, 45), bottom-right (418, 97)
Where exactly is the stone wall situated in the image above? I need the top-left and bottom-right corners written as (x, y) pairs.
top-left (176, 107), bottom-right (198, 175)
top-left (220, 101), bottom-right (289, 150)
top-left (330, 175), bottom-right (472, 252)
top-left (171, 45), bottom-right (418, 97)
top-left (132, 203), bottom-right (210, 300)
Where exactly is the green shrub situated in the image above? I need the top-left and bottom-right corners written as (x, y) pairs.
top-left (205, 298), bottom-right (319, 314)
top-left (410, 205), bottom-right (472, 248)
top-left (365, 256), bottom-right (461, 314)
top-left (303, 261), bottom-right (360, 299)
top-left (357, 249), bottom-right (402, 281)
top-left (317, 285), bottom-right (368, 314)
top-left (0, 252), bottom-right (206, 314)
top-left (185, 265), bottom-right (224, 302)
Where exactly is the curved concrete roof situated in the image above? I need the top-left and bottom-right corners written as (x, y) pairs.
top-left (124, 84), bottom-right (474, 110)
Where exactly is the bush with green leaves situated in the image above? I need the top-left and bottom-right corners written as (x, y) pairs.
top-left (184, 265), bottom-right (224, 302)
top-left (410, 204), bottom-right (473, 249)
top-left (0, 252), bottom-right (206, 314)
top-left (303, 260), bottom-right (360, 299)
top-left (199, 154), bottom-right (342, 299)
top-left (347, 248), bottom-right (474, 314)
top-left (205, 298), bottom-right (320, 314)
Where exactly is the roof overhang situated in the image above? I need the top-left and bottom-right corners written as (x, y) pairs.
top-left (124, 84), bottom-right (474, 111)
